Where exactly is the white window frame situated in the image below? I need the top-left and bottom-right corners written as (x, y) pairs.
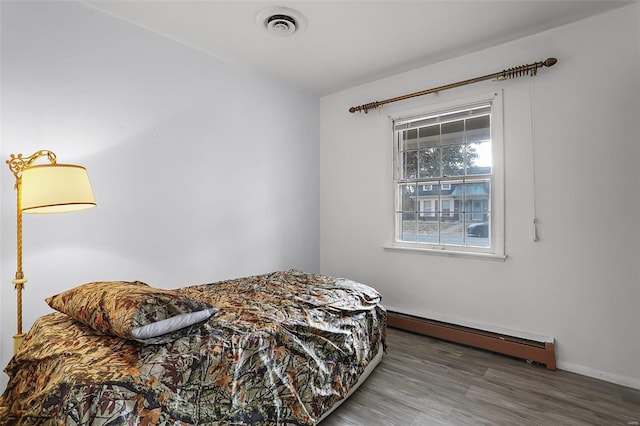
top-left (386, 91), bottom-right (505, 260)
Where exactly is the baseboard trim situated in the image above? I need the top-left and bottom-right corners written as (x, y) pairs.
top-left (387, 311), bottom-right (556, 370)
top-left (556, 360), bottom-right (640, 390)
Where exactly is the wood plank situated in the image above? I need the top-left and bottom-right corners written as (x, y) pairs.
top-left (321, 328), bottom-right (640, 425)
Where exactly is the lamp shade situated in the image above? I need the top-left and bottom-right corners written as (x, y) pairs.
top-left (21, 164), bottom-right (96, 214)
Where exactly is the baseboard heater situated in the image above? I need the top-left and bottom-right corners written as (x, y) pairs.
top-left (387, 311), bottom-right (556, 370)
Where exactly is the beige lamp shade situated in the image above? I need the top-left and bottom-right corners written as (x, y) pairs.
top-left (21, 164), bottom-right (96, 214)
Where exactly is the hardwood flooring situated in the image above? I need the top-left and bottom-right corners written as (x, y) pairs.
top-left (322, 327), bottom-right (640, 426)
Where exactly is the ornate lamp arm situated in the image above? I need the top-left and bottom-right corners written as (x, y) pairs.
top-left (7, 150), bottom-right (57, 179)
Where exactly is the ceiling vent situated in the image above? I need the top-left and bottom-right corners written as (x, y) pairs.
top-left (256, 7), bottom-right (307, 37)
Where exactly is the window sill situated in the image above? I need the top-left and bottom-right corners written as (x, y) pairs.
top-left (383, 244), bottom-right (507, 261)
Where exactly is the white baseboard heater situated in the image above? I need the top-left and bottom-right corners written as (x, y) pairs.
top-left (387, 311), bottom-right (556, 370)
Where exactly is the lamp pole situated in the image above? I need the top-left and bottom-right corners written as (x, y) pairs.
top-left (6, 150), bottom-right (58, 353)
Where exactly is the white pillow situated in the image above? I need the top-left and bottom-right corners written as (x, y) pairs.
top-left (131, 307), bottom-right (218, 339)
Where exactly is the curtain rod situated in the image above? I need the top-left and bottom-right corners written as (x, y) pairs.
top-left (348, 57), bottom-right (557, 114)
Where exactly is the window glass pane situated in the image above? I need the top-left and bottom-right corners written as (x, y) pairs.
top-left (419, 199), bottom-right (434, 219)
top-left (417, 212), bottom-right (439, 244)
top-left (462, 181), bottom-right (491, 213)
top-left (398, 184), bottom-right (417, 242)
top-left (399, 183), bottom-right (417, 213)
top-left (466, 115), bottom-right (490, 142)
top-left (417, 182), bottom-right (439, 219)
top-left (441, 120), bottom-right (464, 146)
top-left (403, 151), bottom-right (418, 179)
top-left (464, 179), bottom-right (490, 247)
top-left (440, 213), bottom-right (463, 246)
top-left (442, 145), bottom-right (465, 177)
top-left (418, 148), bottom-right (439, 178)
top-left (398, 213), bottom-right (417, 243)
top-left (466, 213), bottom-right (490, 247)
top-left (400, 129), bottom-right (418, 151)
top-left (418, 124), bottom-right (440, 149)
top-left (467, 141), bottom-right (492, 175)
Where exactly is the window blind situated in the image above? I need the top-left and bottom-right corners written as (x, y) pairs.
top-left (395, 103), bottom-right (491, 149)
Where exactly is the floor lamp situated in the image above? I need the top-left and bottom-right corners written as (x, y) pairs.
top-left (6, 150), bottom-right (96, 354)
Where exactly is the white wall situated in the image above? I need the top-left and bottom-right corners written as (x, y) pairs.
top-left (321, 4), bottom-right (640, 388)
top-left (0, 1), bottom-right (319, 391)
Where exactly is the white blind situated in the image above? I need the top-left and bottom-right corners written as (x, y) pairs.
top-left (395, 103), bottom-right (491, 149)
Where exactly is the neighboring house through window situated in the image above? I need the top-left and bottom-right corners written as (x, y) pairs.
top-left (391, 91), bottom-right (504, 257)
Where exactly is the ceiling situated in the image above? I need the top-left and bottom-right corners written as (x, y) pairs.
top-left (84, 1), bottom-right (631, 96)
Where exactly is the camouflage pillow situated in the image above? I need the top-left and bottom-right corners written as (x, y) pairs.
top-left (46, 281), bottom-right (217, 342)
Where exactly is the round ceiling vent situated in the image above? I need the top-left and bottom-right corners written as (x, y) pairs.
top-left (267, 15), bottom-right (296, 36)
top-left (256, 7), bottom-right (307, 37)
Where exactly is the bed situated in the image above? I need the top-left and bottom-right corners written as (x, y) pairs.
top-left (0, 269), bottom-right (386, 425)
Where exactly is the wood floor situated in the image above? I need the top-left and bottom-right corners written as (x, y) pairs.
top-left (323, 327), bottom-right (640, 426)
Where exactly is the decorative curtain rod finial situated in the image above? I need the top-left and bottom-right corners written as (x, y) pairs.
top-left (349, 101), bottom-right (381, 114)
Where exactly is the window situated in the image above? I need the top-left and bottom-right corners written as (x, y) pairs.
top-left (420, 199), bottom-right (435, 218)
top-left (392, 92), bottom-right (504, 257)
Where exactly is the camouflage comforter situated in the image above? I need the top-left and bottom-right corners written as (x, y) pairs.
top-left (0, 270), bottom-right (386, 425)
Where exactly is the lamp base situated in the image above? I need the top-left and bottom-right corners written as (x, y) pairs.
top-left (13, 333), bottom-right (25, 354)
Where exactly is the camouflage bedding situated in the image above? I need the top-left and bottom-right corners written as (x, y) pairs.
top-left (0, 270), bottom-right (386, 425)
